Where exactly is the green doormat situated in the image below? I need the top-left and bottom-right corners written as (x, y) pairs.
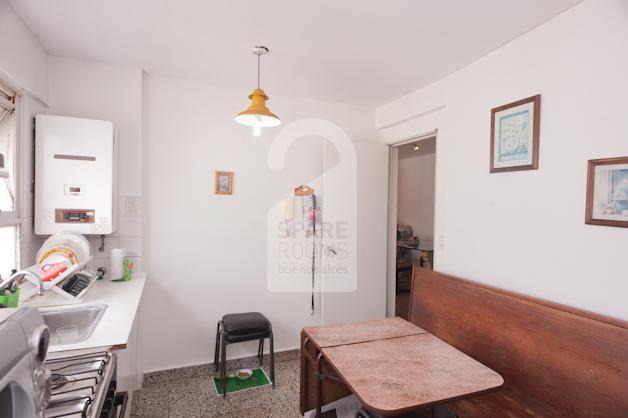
top-left (213, 368), bottom-right (271, 395)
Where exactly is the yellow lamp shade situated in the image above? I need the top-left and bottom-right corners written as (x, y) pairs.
top-left (234, 88), bottom-right (281, 128)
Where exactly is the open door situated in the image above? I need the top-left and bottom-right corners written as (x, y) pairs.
top-left (387, 134), bottom-right (437, 319)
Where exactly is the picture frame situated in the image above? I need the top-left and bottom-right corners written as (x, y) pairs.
top-left (585, 157), bottom-right (628, 228)
top-left (490, 95), bottom-right (541, 173)
top-left (214, 171), bottom-right (233, 195)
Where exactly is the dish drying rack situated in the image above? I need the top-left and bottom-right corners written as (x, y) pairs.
top-left (19, 256), bottom-right (97, 307)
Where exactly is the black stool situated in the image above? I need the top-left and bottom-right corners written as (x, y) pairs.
top-left (214, 312), bottom-right (275, 398)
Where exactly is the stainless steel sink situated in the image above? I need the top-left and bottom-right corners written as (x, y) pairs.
top-left (40, 305), bottom-right (106, 345)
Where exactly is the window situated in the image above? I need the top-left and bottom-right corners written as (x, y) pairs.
top-left (0, 83), bottom-right (16, 213)
top-left (0, 80), bottom-right (20, 279)
top-left (0, 226), bottom-right (18, 279)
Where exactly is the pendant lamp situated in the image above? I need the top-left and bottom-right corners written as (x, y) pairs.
top-left (235, 46), bottom-right (281, 136)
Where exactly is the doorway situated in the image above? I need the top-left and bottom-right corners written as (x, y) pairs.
top-left (387, 134), bottom-right (437, 319)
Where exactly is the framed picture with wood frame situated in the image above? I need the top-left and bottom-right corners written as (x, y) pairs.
top-left (214, 171), bottom-right (233, 195)
top-left (490, 95), bottom-right (541, 173)
top-left (585, 157), bottom-right (628, 228)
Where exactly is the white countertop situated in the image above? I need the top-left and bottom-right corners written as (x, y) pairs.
top-left (44, 274), bottom-right (146, 355)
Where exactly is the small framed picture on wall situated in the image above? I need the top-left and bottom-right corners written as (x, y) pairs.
top-left (214, 171), bottom-right (233, 195)
top-left (490, 95), bottom-right (541, 173)
top-left (585, 157), bottom-right (628, 228)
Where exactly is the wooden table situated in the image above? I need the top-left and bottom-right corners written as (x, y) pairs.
top-left (300, 317), bottom-right (504, 417)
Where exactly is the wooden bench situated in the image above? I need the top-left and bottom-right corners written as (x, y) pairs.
top-left (409, 268), bottom-right (628, 417)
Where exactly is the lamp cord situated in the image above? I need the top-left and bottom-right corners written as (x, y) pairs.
top-left (257, 54), bottom-right (260, 89)
top-left (311, 194), bottom-right (317, 316)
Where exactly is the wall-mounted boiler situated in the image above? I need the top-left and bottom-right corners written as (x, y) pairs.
top-left (35, 115), bottom-right (115, 235)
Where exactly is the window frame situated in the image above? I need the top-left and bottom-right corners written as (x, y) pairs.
top-left (0, 78), bottom-right (23, 272)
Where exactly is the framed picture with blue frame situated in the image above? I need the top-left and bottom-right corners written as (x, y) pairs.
top-left (586, 157), bottom-right (628, 228)
top-left (490, 95), bottom-right (541, 173)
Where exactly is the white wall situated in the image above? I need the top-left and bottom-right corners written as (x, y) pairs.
top-left (0, 0), bottom-right (48, 103)
top-left (376, 0), bottom-right (628, 320)
top-left (46, 56), bottom-right (144, 390)
top-left (142, 74), bottom-right (386, 372)
top-left (397, 138), bottom-right (436, 241)
top-left (47, 56), bottom-right (144, 272)
top-left (0, 1), bottom-right (49, 268)
top-left (19, 95), bottom-right (47, 268)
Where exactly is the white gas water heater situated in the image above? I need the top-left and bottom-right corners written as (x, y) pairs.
top-left (34, 114), bottom-right (115, 235)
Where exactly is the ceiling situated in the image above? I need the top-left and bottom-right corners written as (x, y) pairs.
top-left (9, 0), bottom-right (582, 106)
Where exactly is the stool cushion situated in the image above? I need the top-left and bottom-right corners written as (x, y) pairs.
top-left (222, 312), bottom-right (270, 335)
top-left (224, 331), bottom-right (269, 343)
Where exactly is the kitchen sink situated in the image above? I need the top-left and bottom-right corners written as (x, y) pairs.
top-left (40, 305), bottom-right (106, 345)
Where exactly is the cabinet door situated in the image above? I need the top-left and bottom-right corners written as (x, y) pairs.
top-left (265, 122), bottom-right (388, 327)
top-left (266, 131), bottom-right (325, 327)
top-left (320, 140), bottom-right (388, 325)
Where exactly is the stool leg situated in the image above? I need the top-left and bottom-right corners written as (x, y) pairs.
top-left (269, 326), bottom-right (275, 388)
top-left (258, 338), bottom-right (264, 366)
top-left (221, 337), bottom-right (227, 398)
top-left (214, 321), bottom-right (221, 372)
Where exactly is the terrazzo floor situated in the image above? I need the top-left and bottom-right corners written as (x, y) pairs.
top-left (130, 354), bottom-right (302, 418)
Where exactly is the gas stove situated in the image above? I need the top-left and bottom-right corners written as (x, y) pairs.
top-left (0, 308), bottom-right (127, 418)
top-left (45, 351), bottom-right (125, 418)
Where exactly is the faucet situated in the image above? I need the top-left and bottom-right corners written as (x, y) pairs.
top-left (0, 270), bottom-right (45, 295)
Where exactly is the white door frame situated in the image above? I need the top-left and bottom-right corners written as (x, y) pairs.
top-left (386, 130), bottom-right (438, 317)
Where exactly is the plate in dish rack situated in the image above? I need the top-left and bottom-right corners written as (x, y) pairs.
top-left (37, 232), bottom-right (91, 265)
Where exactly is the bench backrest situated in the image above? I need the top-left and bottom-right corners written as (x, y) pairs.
top-left (409, 268), bottom-right (628, 417)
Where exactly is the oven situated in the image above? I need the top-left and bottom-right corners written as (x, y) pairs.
top-left (0, 308), bottom-right (50, 418)
top-left (46, 351), bottom-right (128, 418)
top-left (0, 308), bottom-right (128, 418)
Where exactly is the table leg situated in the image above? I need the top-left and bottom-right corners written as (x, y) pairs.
top-left (315, 352), bottom-right (324, 418)
top-left (301, 335), bottom-right (349, 417)
top-left (301, 337), bottom-right (310, 413)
